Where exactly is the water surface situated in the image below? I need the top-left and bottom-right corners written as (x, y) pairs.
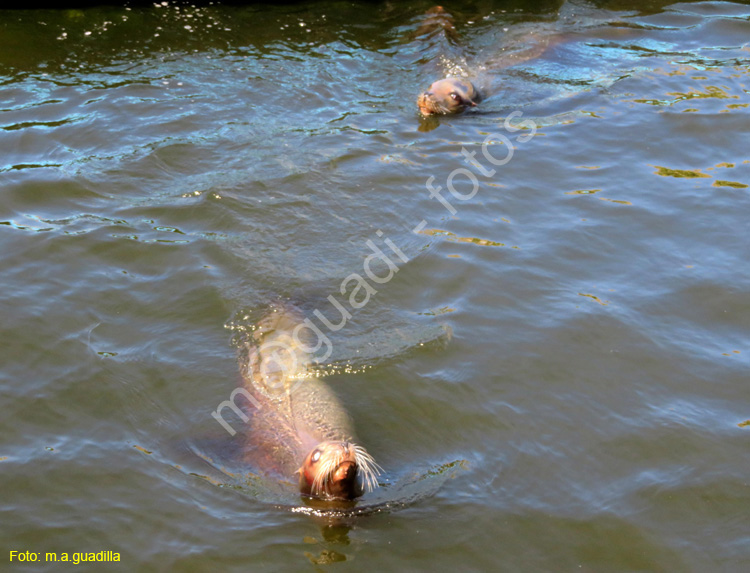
top-left (1, 0), bottom-right (749, 570)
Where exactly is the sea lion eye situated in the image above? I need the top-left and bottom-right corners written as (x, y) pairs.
top-left (311, 450), bottom-right (321, 463)
top-left (450, 92), bottom-right (461, 102)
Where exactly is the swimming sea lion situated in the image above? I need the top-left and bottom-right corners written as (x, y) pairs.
top-left (240, 304), bottom-right (381, 501)
top-left (417, 77), bottom-right (482, 116)
top-left (414, 5), bottom-right (561, 116)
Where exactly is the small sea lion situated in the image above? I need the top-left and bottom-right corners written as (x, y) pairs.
top-left (414, 5), bottom-right (561, 117)
top-left (240, 304), bottom-right (381, 501)
top-left (417, 77), bottom-right (482, 116)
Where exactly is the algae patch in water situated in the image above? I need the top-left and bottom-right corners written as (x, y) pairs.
top-left (712, 180), bottom-right (748, 189)
top-left (653, 166), bottom-right (711, 179)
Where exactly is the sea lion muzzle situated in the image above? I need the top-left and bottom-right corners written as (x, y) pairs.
top-left (298, 440), bottom-right (381, 500)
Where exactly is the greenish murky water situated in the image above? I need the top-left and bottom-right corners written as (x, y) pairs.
top-left (2, 0), bottom-right (749, 570)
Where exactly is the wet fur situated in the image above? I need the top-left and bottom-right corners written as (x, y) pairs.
top-left (241, 304), bottom-right (382, 500)
top-left (417, 78), bottom-right (482, 115)
top-left (301, 441), bottom-right (382, 499)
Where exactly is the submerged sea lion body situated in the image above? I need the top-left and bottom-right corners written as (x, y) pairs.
top-left (413, 5), bottom-right (459, 43)
top-left (240, 305), bottom-right (380, 500)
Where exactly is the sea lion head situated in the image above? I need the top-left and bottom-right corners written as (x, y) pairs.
top-left (298, 441), bottom-right (381, 500)
top-left (417, 78), bottom-right (482, 116)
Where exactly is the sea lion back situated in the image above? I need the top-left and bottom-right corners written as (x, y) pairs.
top-left (239, 303), bottom-right (381, 499)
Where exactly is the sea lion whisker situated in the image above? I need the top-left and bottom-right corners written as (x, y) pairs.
top-left (353, 444), bottom-right (382, 493)
top-left (311, 457), bottom-right (333, 493)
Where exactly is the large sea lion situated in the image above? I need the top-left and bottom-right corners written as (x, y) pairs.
top-left (240, 304), bottom-right (381, 501)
